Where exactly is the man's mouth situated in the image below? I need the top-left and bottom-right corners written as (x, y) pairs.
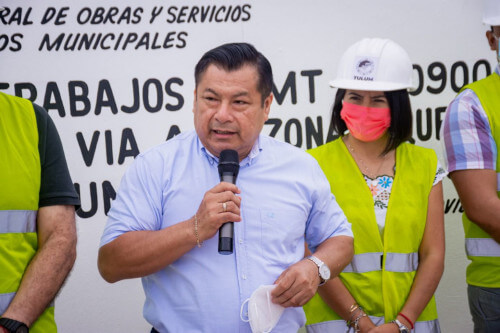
top-left (213, 130), bottom-right (235, 135)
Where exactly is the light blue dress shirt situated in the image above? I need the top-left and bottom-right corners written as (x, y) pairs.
top-left (100, 130), bottom-right (352, 333)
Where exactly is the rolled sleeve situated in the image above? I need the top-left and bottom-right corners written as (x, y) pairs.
top-left (442, 89), bottom-right (497, 173)
top-left (100, 152), bottom-right (164, 247)
top-left (305, 161), bottom-right (352, 253)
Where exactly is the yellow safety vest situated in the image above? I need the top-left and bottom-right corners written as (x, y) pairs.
top-left (459, 73), bottom-right (500, 288)
top-left (303, 138), bottom-right (440, 332)
top-left (0, 92), bottom-right (56, 332)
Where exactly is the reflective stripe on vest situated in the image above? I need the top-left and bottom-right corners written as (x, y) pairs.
top-left (306, 317), bottom-right (441, 333)
top-left (0, 292), bottom-right (15, 314)
top-left (466, 238), bottom-right (500, 257)
top-left (0, 292), bottom-right (57, 333)
top-left (343, 252), bottom-right (383, 273)
top-left (306, 316), bottom-right (384, 333)
top-left (0, 211), bottom-right (37, 233)
top-left (386, 252), bottom-right (419, 273)
top-left (343, 252), bottom-right (418, 273)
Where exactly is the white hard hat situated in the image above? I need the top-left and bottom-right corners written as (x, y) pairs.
top-left (329, 38), bottom-right (413, 92)
top-left (483, 0), bottom-right (500, 26)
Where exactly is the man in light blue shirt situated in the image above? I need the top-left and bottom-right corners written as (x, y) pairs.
top-left (98, 42), bottom-right (353, 333)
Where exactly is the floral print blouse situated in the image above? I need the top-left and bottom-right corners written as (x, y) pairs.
top-left (364, 162), bottom-right (447, 240)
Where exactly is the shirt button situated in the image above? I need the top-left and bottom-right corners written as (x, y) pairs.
top-left (242, 274), bottom-right (247, 280)
top-left (239, 239), bottom-right (243, 244)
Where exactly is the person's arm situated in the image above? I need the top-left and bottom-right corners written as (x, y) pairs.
top-left (271, 235), bottom-right (353, 308)
top-left (369, 182), bottom-right (445, 333)
top-left (450, 169), bottom-right (500, 242)
top-left (98, 182), bottom-right (241, 283)
top-left (441, 88), bottom-right (498, 241)
top-left (317, 277), bottom-right (377, 332)
top-left (307, 241), bottom-right (376, 333)
top-left (1, 205), bottom-right (77, 327)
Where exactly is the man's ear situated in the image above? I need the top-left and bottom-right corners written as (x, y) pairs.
top-left (486, 30), bottom-right (497, 51)
top-left (192, 89), bottom-right (197, 114)
top-left (262, 93), bottom-right (273, 121)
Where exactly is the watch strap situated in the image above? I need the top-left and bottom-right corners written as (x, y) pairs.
top-left (306, 255), bottom-right (328, 285)
top-left (307, 255), bottom-right (322, 267)
top-left (391, 319), bottom-right (410, 333)
top-left (0, 318), bottom-right (29, 333)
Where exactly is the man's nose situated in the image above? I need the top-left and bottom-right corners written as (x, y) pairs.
top-left (215, 102), bottom-right (232, 122)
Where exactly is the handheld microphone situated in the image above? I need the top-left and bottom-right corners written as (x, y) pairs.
top-left (218, 149), bottom-right (239, 255)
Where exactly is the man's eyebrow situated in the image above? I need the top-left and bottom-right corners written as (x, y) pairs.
top-left (233, 91), bottom-right (250, 98)
top-left (203, 88), bottom-right (219, 96)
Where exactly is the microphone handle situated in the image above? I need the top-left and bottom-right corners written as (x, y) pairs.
top-left (218, 222), bottom-right (233, 255)
top-left (219, 173), bottom-right (236, 254)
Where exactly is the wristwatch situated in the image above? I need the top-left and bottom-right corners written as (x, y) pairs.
top-left (0, 318), bottom-right (29, 333)
top-left (391, 319), bottom-right (410, 333)
top-left (306, 255), bottom-right (331, 285)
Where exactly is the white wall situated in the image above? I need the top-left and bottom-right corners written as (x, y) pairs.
top-left (2, 1), bottom-right (495, 331)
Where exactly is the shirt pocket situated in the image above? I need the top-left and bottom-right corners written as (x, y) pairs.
top-left (260, 209), bottom-right (306, 267)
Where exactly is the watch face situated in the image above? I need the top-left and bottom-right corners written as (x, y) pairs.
top-left (16, 326), bottom-right (29, 333)
top-left (319, 264), bottom-right (331, 280)
top-left (392, 320), bottom-right (409, 333)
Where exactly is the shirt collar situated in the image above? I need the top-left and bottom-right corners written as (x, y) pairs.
top-left (495, 63), bottom-right (500, 76)
top-left (197, 134), bottom-right (263, 167)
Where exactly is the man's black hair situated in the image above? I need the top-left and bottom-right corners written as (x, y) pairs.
top-left (194, 43), bottom-right (273, 105)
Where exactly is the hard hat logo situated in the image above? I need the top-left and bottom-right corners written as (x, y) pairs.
top-left (354, 57), bottom-right (377, 81)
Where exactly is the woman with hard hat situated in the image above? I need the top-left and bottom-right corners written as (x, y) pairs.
top-left (303, 38), bottom-right (446, 333)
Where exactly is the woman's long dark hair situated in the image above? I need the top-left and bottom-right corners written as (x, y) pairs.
top-left (330, 88), bottom-right (413, 155)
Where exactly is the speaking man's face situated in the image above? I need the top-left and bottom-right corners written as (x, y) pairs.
top-left (193, 64), bottom-right (272, 160)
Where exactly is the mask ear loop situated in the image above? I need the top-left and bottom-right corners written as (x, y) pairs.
top-left (240, 298), bottom-right (250, 323)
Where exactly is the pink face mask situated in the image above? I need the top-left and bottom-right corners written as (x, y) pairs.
top-left (340, 101), bottom-right (391, 142)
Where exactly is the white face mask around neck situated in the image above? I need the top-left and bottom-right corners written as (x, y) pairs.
top-left (240, 285), bottom-right (285, 333)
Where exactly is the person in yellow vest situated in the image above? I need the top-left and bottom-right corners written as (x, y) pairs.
top-left (303, 38), bottom-right (446, 333)
top-left (441, 1), bottom-right (500, 332)
top-left (0, 92), bottom-right (80, 333)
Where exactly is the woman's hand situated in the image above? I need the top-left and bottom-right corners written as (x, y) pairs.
top-left (367, 322), bottom-right (399, 333)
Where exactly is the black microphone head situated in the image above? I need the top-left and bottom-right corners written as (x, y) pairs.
top-left (218, 149), bottom-right (239, 179)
